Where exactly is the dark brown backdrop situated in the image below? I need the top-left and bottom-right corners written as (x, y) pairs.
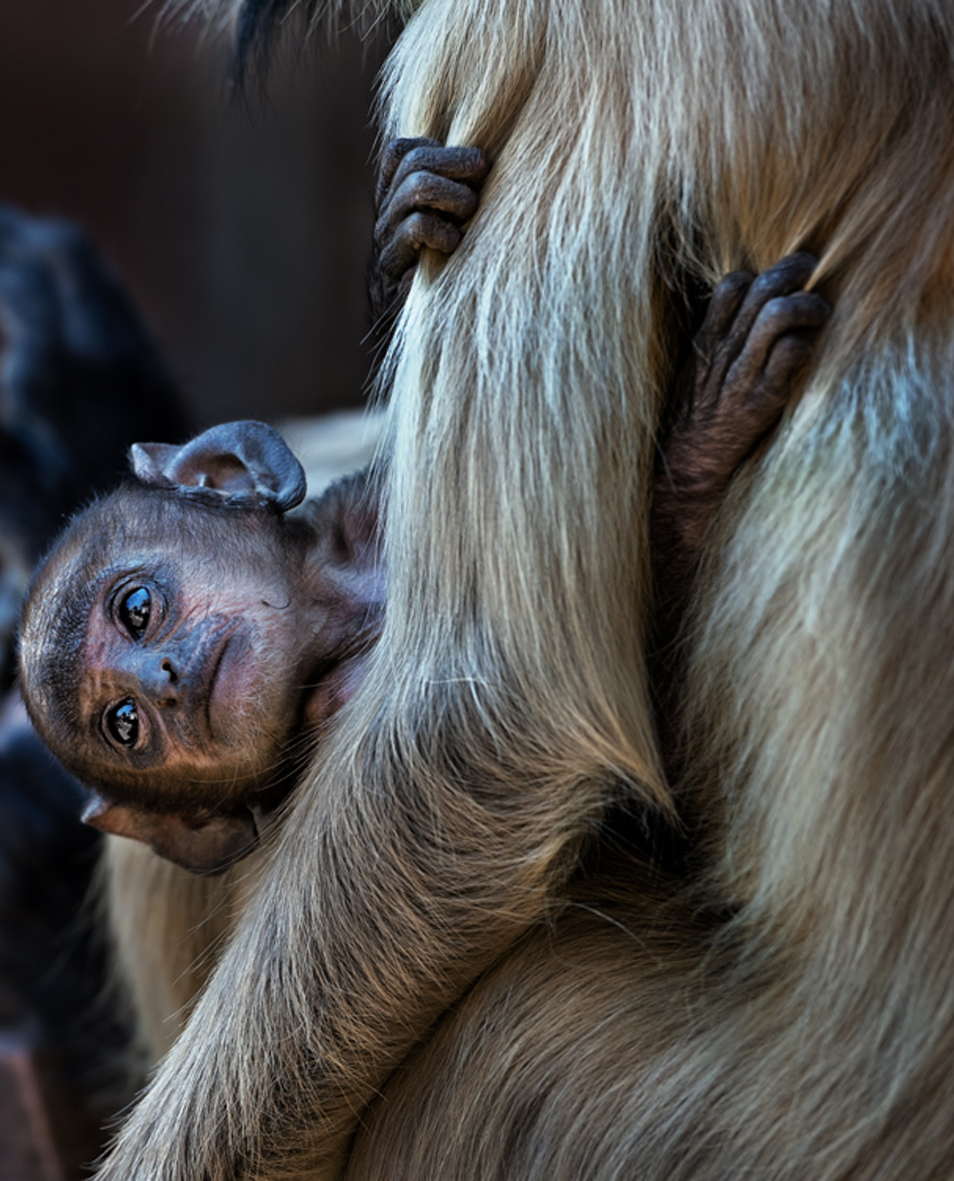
top-left (0, 1), bottom-right (391, 428)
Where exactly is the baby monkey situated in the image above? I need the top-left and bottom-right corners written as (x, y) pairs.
top-left (21, 429), bottom-right (383, 874)
top-left (19, 145), bottom-right (829, 875)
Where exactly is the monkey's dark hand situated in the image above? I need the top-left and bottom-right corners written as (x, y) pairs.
top-left (649, 254), bottom-right (830, 727)
top-left (370, 137), bottom-right (489, 323)
top-left (656, 252), bottom-right (830, 561)
top-left (0, 207), bottom-right (186, 507)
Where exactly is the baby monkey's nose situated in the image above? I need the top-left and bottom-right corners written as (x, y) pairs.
top-left (144, 657), bottom-right (180, 707)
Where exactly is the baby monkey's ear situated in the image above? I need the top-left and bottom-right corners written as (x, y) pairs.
top-left (129, 420), bottom-right (307, 511)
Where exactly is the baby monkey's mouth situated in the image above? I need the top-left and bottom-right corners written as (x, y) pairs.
top-left (80, 788), bottom-right (263, 876)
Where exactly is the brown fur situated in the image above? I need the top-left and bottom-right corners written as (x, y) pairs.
top-left (93, 1), bottom-right (954, 1178)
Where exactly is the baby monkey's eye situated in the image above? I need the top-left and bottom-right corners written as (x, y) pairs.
top-left (119, 587), bottom-right (151, 637)
top-left (107, 699), bottom-right (139, 747)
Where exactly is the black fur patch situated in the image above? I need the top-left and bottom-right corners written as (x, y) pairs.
top-left (234, 0), bottom-right (312, 83)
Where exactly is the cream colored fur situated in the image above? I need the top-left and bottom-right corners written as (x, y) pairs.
top-left (94, 1), bottom-right (954, 1178)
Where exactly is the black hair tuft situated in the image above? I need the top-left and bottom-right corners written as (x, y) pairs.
top-left (233, 0), bottom-right (295, 87)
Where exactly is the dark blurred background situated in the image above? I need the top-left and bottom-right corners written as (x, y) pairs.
top-left (0, 0), bottom-right (391, 428)
top-left (0, 15), bottom-right (393, 1173)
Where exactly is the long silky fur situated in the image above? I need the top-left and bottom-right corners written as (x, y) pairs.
top-left (95, 1), bottom-right (954, 1178)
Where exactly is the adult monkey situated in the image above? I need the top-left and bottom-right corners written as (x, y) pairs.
top-left (93, 3), bottom-right (954, 1181)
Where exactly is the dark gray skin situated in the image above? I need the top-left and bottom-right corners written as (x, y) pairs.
top-left (370, 137), bottom-right (490, 325)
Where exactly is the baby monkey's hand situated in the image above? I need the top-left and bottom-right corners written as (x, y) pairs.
top-left (656, 252), bottom-right (831, 559)
top-left (370, 137), bottom-right (489, 321)
top-left (650, 253), bottom-right (831, 749)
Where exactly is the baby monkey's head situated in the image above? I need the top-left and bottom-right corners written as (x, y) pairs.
top-left (20, 421), bottom-right (382, 874)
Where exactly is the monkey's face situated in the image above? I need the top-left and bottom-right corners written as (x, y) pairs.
top-left (70, 538), bottom-right (314, 805)
top-left (19, 487), bottom-right (330, 871)
top-left (21, 464), bottom-right (383, 873)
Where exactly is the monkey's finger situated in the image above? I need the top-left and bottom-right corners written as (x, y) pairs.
top-left (685, 270), bottom-right (755, 416)
top-left (721, 292), bottom-right (830, 405)
top-left (760, 332), bottom-right (818, 401)
top-left (378, 213), bottom-right (464, 287)
top-left (693, 269), bottom-right (755, 361)
top-left (375, 173), bottom-right (481, 246)
top-left (387, 211), bottom-right (464, 258)
top-left (385, 144), bottom-right (489, 206)
top-left (674, 335), bottom-right (815, 491)
top-left (713, 335), bottom-right (816, 467)
top-left (376, 232), bottom-right (424, 288)
top-left (376, 137), bottom-right (443, 205)
top-left (708, 253), bottom-right (819, 389)
top-left (738, 337), bottom-right (813, 437)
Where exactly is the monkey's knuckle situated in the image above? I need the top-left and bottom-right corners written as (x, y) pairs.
top-left (410, 212), bottom-right (461, 253)
top-left (753, 296), bottom-right (795, 332)
top-left (402, 170), bottom-right (442, 203)
top-left (756, 253), bottom-right (816, 297)
top-left (798, 292), bottom-right (833, 323)
top-left (777, 249), bottom-right (819, 273)
top-left (372, 216), bottom-right (390, 248)
top-left (749, 269), bottom-right (786, 300)
top-left (437, 224), bottom-right (464, 252)
top-left (468, 147), bottom-right (490, 175)
top-left (715, 269), bottom-right (755, 297)
top-left (768, 333), bottom-right (812, 368)
top-left (402, 147), bottom-right (436, 177)
top-left (382, 138), bottom-right (427, 173)
top-left (445, 146), bottom-right (490, 178)
top-left (455, 186), bottom-right (480, 217)
top-left (404, 211), bottom-right (429, 239)
top-left (386, 137), bottom-right (421, 157)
